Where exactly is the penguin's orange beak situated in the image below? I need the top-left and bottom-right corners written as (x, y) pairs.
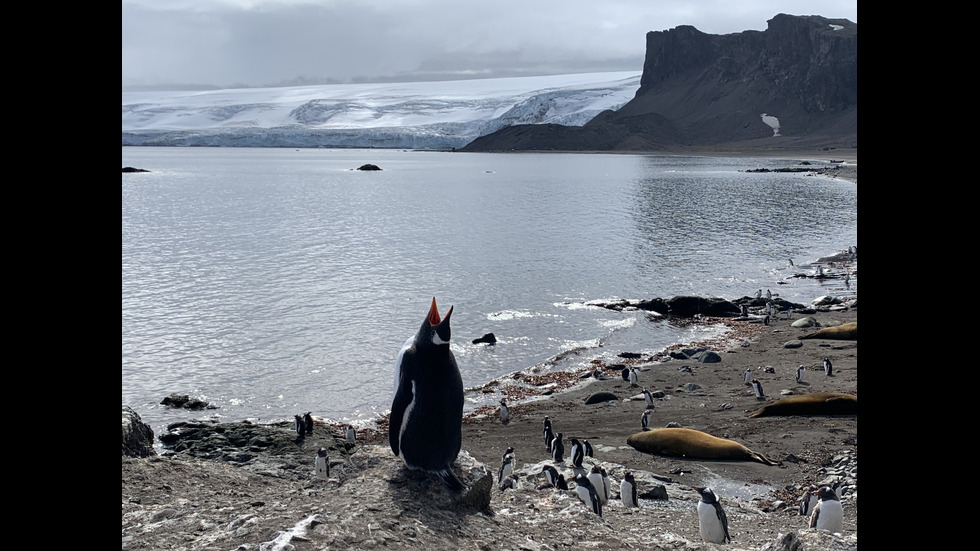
top-left (428, 297), bottom-right (443, 325)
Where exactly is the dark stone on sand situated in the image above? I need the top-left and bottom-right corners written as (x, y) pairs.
top-left (584, 391), bottom-right (619, 404)
top-left (472, 333), bottom-right (497, 345)
top-left (122, 405), bottom-right (155, 457)
top-left (357, 163), bottom-right (382, 171)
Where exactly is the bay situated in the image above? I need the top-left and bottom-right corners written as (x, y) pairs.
top-left (122, 147), bottom-right (856, 436)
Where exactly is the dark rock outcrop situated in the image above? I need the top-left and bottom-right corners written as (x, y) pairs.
top-left (122, 406), bottom-right (155, 457)
top-left (122, 167), bottom-right (150, 173)
top-left (160, 393), bottom-right (217, 410)
top-left (357, 163), bottom-right (382, 171)
top-left (462, 14), bottom-right (856, 153)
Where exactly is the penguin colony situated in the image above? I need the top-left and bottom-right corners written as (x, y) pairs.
top-left (288, 297), bottom-right (851, 542)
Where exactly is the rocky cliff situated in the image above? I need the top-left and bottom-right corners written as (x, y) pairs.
top-left (461, 14), bottom-right (856, 152)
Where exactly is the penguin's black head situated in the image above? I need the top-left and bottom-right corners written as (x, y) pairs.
top-left (814, 486), bottom-right (839, 501)
top-left (694, 486), bottom-right (717, 503)
top-left (419, 297), bottom-right (453, 345)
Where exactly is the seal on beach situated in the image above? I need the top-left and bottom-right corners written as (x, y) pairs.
top-left (315, 447), bottom-right (329, 480)
top-left (588, 465), bottom-right (607, 506)
top-left (621, 472), bottom-right (638, 508)
top-left (627, 428), bottom-right (780, 466)
top-left (747, 392), bottom-right (857, 418)
top-left (694, 487), bottom-right (731, 544)
top-left (574, 473), bottom-right (603, 516)
top-left (499, 399), bottom-right (510, 425)
top-left (809, 486), bottom-right (844, 533)
top-left (799, 322), bottom-right (857, 340)
top-left (389, 298), bottom-right (464, 492)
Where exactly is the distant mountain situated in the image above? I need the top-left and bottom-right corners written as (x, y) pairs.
top-left (121, 72), bottom-right (641, 149)
top-left (461, 14), bottom-right (857, 153)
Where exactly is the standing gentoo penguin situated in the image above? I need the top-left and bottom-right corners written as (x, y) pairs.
top-left (573, 473), bottom-right (603, 516)
top-left (600, 467), bottom-right (611, 505)
top-left (542, 465), bottom-right (561, 488)
top-left (304, 412), bottom-right (314, 436)
top-left (570, 438), bottom-right (584, 469)
top-left (499, 399), bottom-right (510, 425)
top-left (643, 389), bottom-right (655, 409)
top-left (809, 486), bottom-right (844, 533)
top-left (796, 365), bottom-right (806, 384)
top-left (502, 446), bottom-right (515, 463)
top-left (497, 454), bottom-right (514, 488)
top-left (743, 368), bottom-right (753, 386)
top-left (315, 447), bottom-right (329, 480)
top-left (294, 415), bottom-right (305, 437)
top-left (588, 465), bottom-right (607, 506)
top-left (823, 357), bottom-right (834, 376)
top-left (543, 416), bottom-right (555, 451)
top-left (694, 487), bottom-right (731, 544)
top-left (583, 439), bottom-right (594, 458)
top-left (389, 298), bottom-right (465, 492)
top-left (799, 485), bottom-right (819, 517)
top-left (551, 433), bottom-right (565, 463)
top-left (621, 472), bottom-right (638, 508)
top-left (641, 409), bottom-right (652, 431)
top-left (629, 368), bottom-right (639, 388)
top-left (751, 379), bottom-right (765, 400)
top-left (345, 425), bottom-right (356, 448)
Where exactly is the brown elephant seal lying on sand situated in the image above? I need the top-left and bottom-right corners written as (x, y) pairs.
top-left (626, 428), bottom-right (780, 466)
top-left (799, 322), bottom-right (857, 340)
top-left (747, 392), bottom-right (857, 418)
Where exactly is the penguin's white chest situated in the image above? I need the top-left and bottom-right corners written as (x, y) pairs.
top-left (812, 500), bottom-right (844, 533)
top-left (315, 455), bottom-right (329, 480)
top-left (621, 481), bottom-right (637, 508)
top-left (697, 502), bottom-right (726, 543)
top-left (587, 472), bottom-right (606, 505)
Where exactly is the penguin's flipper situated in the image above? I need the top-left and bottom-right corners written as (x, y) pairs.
top-left (438, 468), bottom-right (465, 492)
top-left (389, 378), bottom-right (414, 456)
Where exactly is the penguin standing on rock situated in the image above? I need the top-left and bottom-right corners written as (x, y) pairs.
top-left (588, 465), bottom-right (607, 506)
top-left (570, 438), bottom-right (584, 469)
top-left (629, 368), bottom-right (639, 388)
top-left (295, 415), bottom-right (305, 438)
top-left (304, 412), bottom-right (314, 436)
top-left (315, 448), bottom-right (329, 480)
top-left (694, 486), bottom-right (731, 544)
top-left (573, 474), bottom-right (603, 516)
top-left (543, 417), bottom-right (554, 451)
top-left (809, 486), bottom-right (844, 533)
top-left (542, 465), bottom-right (568, 490)
top-left (389, 298), bottom-right (465, 492)
top-left (643, 389), bottom-right (655, 409)
top-left (621, 472), bottom-right (638, 508)
top-left (345, 425), bottom-right (356, 449)
top-left (497, 454), bottom-right (514, 488)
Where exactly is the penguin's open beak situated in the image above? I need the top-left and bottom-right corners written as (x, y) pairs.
top-left (427, 297), bottom-right (453, 326)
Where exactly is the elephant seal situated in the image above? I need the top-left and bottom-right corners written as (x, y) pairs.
top-left (626, 427), bottom-right (780, 466)
top-left (747, 392), bottom-right (857, 418)
top-left (799, 322), bottom-right (857, 340)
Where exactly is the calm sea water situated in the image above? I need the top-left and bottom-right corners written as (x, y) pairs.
top-left (122, 147), bottom-right (857, 437)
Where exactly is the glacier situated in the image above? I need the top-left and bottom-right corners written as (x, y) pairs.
top-left (122, 72), bottom-right (641, 149)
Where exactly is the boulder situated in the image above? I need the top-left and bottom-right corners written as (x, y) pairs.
top-left (357, 163), bottom-right (382, 171)
top-left (122, 406), bottom-right (155, 457)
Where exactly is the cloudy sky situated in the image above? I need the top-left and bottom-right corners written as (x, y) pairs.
top-left (122, 0), bottom-right (857, 89)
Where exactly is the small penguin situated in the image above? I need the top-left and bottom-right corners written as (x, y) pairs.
top-left (743, 368), bottom-right (752, 386)
top-left (629, 368), bottom-right (639, 388)
top-left (755, 289), bottom-right (763, 299)
top-left (345, 425), bottom-right (356, 448)
top-left (389, 298), bottom-right (465, 492)
top-left (694, 486), bottom-right (731, 544)
top-left (588, 465), bottom-right (607, 506)
top-left (751, 379), bottom-right (765, 400)
top-left (809, 486), bottom-right (844, 533)
top-left (583, 439), bottom-right (594, 458)
top-left (543, 417), bottom-right (555, 450)
top-left (315, 447), bottom-right (329, 480)
top-left (766, 289), bottom-right (772, 300)
top-left (295, 415), bottom-right (305, 438)
top-left (570, 438), bottom-right (584, 469)
top-left (542, 465), bottom-right (562, 488)
top-left (641, 409), bottom-right (652, 431)
top-left (304, 412), bottom-right (314, 436)
top-left (621, 471), bottom-right (638, 508)
top-left (823, 357), bottom-right (834, 376)
top-left (574, 473), bottom-right (603, 516)
top-left (499, 399), bottom-right (510, 425)
top-left (499, 473), bottom-right (520, 491)
top-left (600, 467), bottom-right (611, 505)
top-left (551, 433), bottom-right (565, 463)
top-left (796, 365), bottom-right (806, 384)
top-left (497, 454), bottom-right (514, 487)
top-left (799, 485), bottom-right (819, 517)
top-left (643, 389), bottom-right (655, 409)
